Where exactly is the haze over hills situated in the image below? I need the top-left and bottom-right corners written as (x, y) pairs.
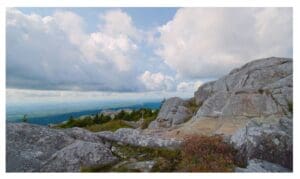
top-left (6, 99), bottom-right (162, 125)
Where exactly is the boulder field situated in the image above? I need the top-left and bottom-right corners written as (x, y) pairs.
top-left (6, 57), bottom-right (292, 172)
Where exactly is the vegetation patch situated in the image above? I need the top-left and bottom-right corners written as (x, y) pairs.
top-left (53, 108), bottom-right (159, 130)
top-left (81, 163), bottom-right (117, 172)
top-left (114, 143), bottom-right (181, 161)
top-left (85, 120), bottom-right (132, 132)
top-left (178, 135), bottom-right (238, 172)
top-left (115, 108), bottom-right (159, 122)
top-left (53, 115), bottom-right (112, 129)
top-left (81, 135), bottom-right (240, 172)
top-left (81, 142), bottom-right (181, 172)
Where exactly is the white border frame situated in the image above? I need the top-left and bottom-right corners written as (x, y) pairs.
top-left (0, 1), bottom-right (298, 179)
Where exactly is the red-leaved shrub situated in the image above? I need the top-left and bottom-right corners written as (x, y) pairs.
top-left (179, 135), bottom-right (237, 172)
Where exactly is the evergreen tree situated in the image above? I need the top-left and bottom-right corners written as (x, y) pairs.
top-left (22, 114), bottom-right (28, 123)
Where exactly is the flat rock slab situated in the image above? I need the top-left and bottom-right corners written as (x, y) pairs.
top-left (235, 159), bottom-right (291, 172)
top-left (97, 128), bottom-right (182, 150)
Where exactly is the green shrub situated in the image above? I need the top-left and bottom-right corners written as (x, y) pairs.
top-left (85, 120), bottom-right (132, 132)
top-left (54, 107), bottom-right (159, 130)
top-left (21, 114), bottom-right (28, 122)
top-left (56, 115), bottom-right (95, 128)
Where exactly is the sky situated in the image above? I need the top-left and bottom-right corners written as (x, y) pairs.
top-left (6, 7), bottom-right (293, 104)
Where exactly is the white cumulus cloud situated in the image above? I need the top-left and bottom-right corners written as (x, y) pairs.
top-left (138, 71), bottom-right (175, 91)
top-left (6, 8), bottom-right (143, 91)
top-left (6, 8), bottom-right (293, 95)
top-left (156, 8), bottom-right (292, 79)
top-left (176, 81), bottom-right (203, 92)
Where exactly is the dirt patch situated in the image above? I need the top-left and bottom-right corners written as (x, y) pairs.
top-left (161, 117), bottom-right (248, 140)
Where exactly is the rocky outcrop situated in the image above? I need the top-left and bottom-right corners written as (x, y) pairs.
top-left (40, 141), bottom-right (118, 172)
top-left (6, 122), bottom-right (181, 172)
top-left (230, 117), bottom-right (292, 170)
top-left (168, 57), bottom-right (293, 172)
top-left (194, 81), bottom-right (215, 106)
top-left (193, 57), bottom-right (292, 119)
top-left (6, 123), bottom-right (116, 172)
top-left (148, 97), bottom-right (192, 129)
top-left (97, 128), bottom-right (182, 150)
top-left (185, 57), bottom-right (293, 171)
top-left (235, 159), bottom-right (290, 172)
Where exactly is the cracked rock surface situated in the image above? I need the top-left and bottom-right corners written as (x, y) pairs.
top-left (6, 123), bottom-right (116, 172)
top-left (193, 57), bottom-right (292, 119)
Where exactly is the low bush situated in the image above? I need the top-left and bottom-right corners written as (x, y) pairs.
top-left (178, 135), bottom-right (237, 172)
top-left (57, 115), bottom-right (113, 129)
top-left (85, 120), bottom-right (132, 132)
top-left (55, 108), bottom-right (159, 130)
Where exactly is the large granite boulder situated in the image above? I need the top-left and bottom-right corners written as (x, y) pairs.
top-left (97, 128), bottom-right (182, 150)
top-left (6, 123), bottom-right (116, 172)
top-left (40, 141), bottom-right (118, 172)
top-left (178, 57), bottom-right (293, 172)
top-left (230, 117), bottom-right (292, 170)
top-left (194, 81), bottom-right (215, 106)
top-left (148, 97), bottom-right (192, 129)
top-left (193, 57), bottom-right (292, 120)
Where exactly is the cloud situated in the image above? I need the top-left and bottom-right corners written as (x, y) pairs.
top-left (138, 71), bottom-right (175, 91)
top-left (176, 80), bottom-right (203, 92)
top-left (6, 8), bottom-right (293, 95)
top-left (98, 9), bottom-right (141, 41)
top-left (156, 8), bottom-right (292, 79)
top-left (6, 8), bottom-right (143, 92)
